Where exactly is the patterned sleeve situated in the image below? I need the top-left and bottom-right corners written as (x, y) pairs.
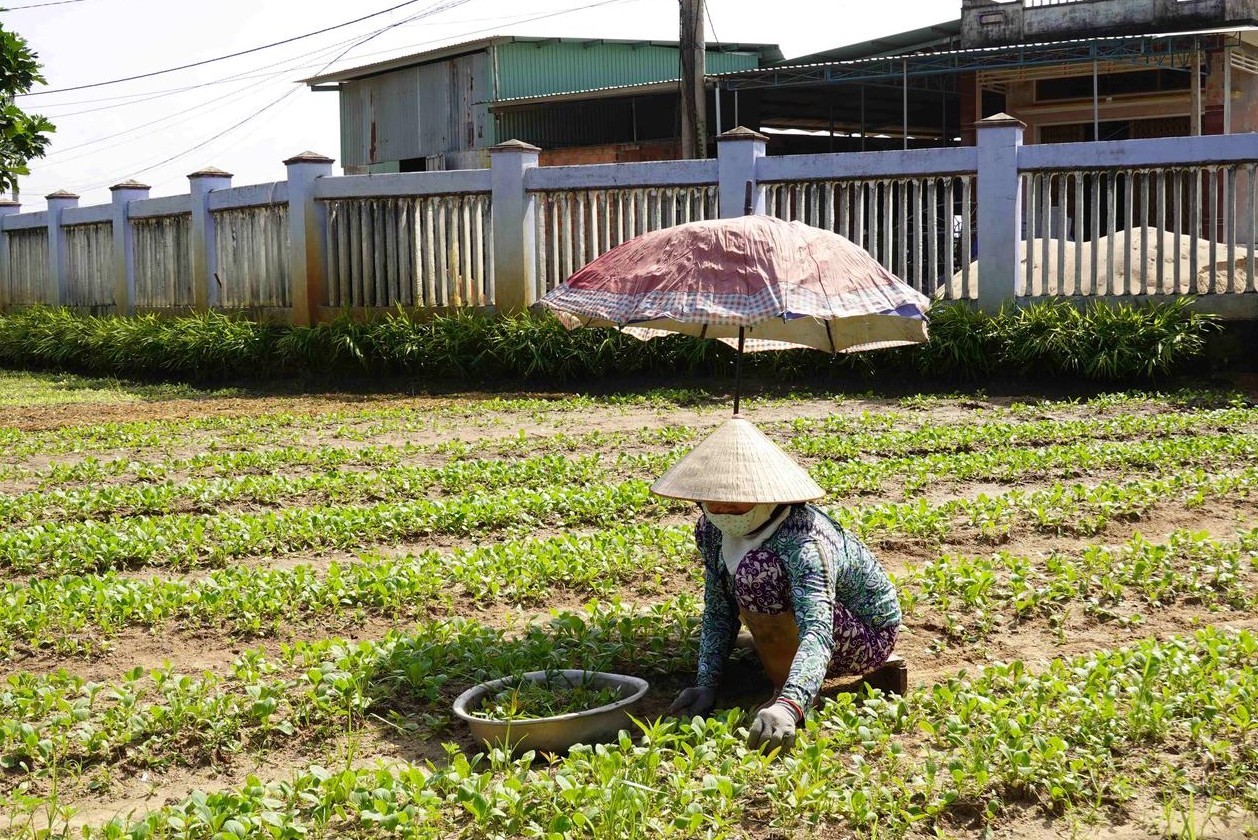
top-left (778, 538), bottom-right (836, 711)
top-left (832, 526), bottom-right (902, 630)
top-left (694, 518), bottom-right (740, 689)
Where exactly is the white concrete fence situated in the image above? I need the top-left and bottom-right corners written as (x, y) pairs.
top-left (2, 116), bottom-right (1257, 324)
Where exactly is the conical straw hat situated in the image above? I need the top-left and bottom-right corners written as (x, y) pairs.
top-left (650, 417), bottom-right (824, 503)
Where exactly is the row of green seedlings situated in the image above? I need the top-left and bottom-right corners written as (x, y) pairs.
top-left (4, 429), bottom-right (1256, 529)
top-left (8, 400), bottom-right (1252, 500)
top-left (5, 403), bottom-right (1256, 506)
top-left (0, 599), bottom-right (703, 789)
top-left (903, 527), bottom-right (1258, 644)
top-left (0, 386), bottom-right (784, 462)
top-left (11, 627), bottom-right (1257, 840)
top-left (1, 467), bottom-right (1254, 578)
top-left (2, 386), bottom-right (1251, 464)
top-left (0, 453), bottom-right (641, 526)
top-left (2, 405), bottom-right (1243, 499)
top-left (0, 526), bottom-right (698, 657)
top-left (1, 519), bottom-right (1252, 668)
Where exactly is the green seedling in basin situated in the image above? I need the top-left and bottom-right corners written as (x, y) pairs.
top-left (471, 673), bottom-right (624, 721)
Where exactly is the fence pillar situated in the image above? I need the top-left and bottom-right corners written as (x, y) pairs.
top-left (975, 113), bottom-right (1025, 311)
top-left (0, 200), bottom-right (19, 306)
top-left (188, 168), bottom-right (232, 311)
top-left (490, 139), bottom-right (540, 314)
top-left (285, 151), bottom-right (334, 326)
top-left (45, 190), bottom-right (79, 306)
top-left (109, 181), bottom-right (149, 316)
top-left (717, 126), bottom-right (767, 218)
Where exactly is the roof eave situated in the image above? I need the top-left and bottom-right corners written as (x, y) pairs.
top-left (302, 35), bottom-right (782, 87)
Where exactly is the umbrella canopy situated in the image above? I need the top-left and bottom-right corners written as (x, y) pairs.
top-left (538, 214), bottom-right (931, 354)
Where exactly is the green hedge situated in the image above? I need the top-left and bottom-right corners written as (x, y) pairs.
top-left (0, 299), bottom-right (1218, 385)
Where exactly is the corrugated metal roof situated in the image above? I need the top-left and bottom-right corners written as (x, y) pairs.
top-left (709, 25), bottom-right (1256, 85)
top-left (780, 19), bottom-right (962, 65)
top-left (493, 39), bottom-right (762, 100)
top-left (491, 79), bottom-right (678, 107)
top-left (303, 35), bottom-right (781, 86)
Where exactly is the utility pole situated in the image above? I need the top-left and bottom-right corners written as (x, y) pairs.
top-left (679, 0), bottom-right (707, 159)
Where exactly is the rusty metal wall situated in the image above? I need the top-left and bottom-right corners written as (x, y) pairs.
top-left (64, 223), bottom-right (114, 310)
top-left (339, 51), bottom-right (491, 169)
top-left (532, 185), bottom-right (718, 297)
top-left (325, 194), bottom-right (493, 308)
top-left (1021, 164), bottom-right (1258, 296)
top-left (422, 51), bottom-right (491, 154)
top-left (132, 215), bottom-right (193, 309)
top-left (340, 67), bottom-right (423, 167)
top-left (3, 229), bottom-right (50, 306)
top-left (765, 177), bottom-right (977, 300)
top-left (214, 205), bottom-right (290, 309)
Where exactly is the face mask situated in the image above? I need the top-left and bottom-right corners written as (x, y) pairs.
top-left (702, 503), bottom-right (776, 538)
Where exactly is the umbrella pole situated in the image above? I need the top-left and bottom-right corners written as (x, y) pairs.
top-left (734, 181), bottom-right (753, 417)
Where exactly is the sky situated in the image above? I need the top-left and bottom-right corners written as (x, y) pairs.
top-left (7, 0), bottom-right (961, 211)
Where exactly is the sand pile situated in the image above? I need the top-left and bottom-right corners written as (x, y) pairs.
top-left (942, 227), bottom-right (1255, 297)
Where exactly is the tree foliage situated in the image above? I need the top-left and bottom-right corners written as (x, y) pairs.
top-left (0, 23), bottom-right (54, 194)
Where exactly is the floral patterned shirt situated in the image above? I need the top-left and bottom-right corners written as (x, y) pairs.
top-left (694, 504), bottom-right (901, 710)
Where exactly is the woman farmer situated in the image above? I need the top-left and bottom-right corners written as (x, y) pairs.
top-left (660, 417), bottom-right (901, 752)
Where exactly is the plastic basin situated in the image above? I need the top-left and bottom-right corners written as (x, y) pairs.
top-left (452, 670), bottom-right (649, 754)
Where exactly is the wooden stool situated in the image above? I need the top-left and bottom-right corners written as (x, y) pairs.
top-left (735, 631), bottom-right (908, 696)
top-left (860, 654), bottom-right (908, 696)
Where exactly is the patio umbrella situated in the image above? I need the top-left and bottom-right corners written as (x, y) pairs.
top-left (537, 213), bottom-right (931, 414)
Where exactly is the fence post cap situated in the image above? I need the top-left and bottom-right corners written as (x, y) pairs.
top-left (110, 179), bottom-right (151, 191)
top-left (717, 126), bottom-right (769, 142)
top-left (489, 139), bottom-right (541, 153)
top-left (0, 199), bottom-right (20, 207)
top-left (188, 166), bottom-right (233, 179)
top-left (45, 189), bottom-right (80, 200)
top-left (282, 151), bottom-right (334, 165)
top-left (977, 113), bottom-right (1026, 129)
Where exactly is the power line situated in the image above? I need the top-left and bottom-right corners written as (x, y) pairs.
top-left (41, 36), bottom-right (367, 150)
top-left (33, 0), bottom-right (646, 117)
top-left (705, 0), bottom-right (720, 46)
top-left (19, 0), bottom-right (434, 97)
top-left (66, 0), bottom-right (472, 192)
top-left (36, 0), bottom-right (641, 193)
top-left (37, 31), bottom-right (373, 115)
top-left (0, 0), bottom-right (99, 9)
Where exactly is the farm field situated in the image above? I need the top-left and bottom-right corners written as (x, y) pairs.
top-left (0, 369), bottom-right (1256, 839)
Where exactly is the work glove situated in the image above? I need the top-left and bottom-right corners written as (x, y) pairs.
top-left (747, 702), bottom-right (798, 752)
top-left (667, 686), bottom-right (716, 717)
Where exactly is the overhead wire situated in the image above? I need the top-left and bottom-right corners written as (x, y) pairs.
top-left (19, 0), bottom-right (437, 97)
top-left (41, 34), bottom-right (374, 160)
top-left (31, 0), bottom-right (646, 195)
top-left (0, 0), bottom-right (100, 9)
top-left (32, 0), bottom-right (646, 118)
top-left (704, 0), bottom-right (720, 45)
top-left (64, 0), bottom-right (474, 192)
top-left (38, 30), bottom-right (378, 118)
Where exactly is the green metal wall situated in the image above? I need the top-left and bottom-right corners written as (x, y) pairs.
top-left (492, 41), bottom-right (760, 101)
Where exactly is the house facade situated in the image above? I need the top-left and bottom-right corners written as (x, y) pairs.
top-left (959, 0), bottom-right (1258, 143)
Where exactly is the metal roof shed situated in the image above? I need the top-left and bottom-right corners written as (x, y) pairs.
top-left (304, 37), bottom-right (780, 173)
